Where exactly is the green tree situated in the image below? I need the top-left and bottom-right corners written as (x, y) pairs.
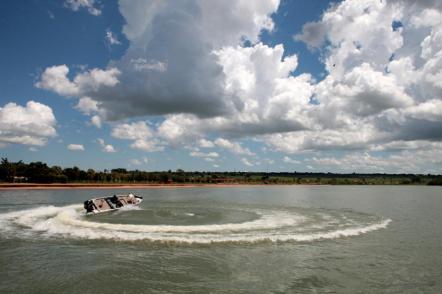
top-left (0, 158), bottom-right (15, 182)
top-left (24, 162), bottom-right (52, 183)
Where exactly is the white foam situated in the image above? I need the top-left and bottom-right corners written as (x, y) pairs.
top-left (0, 205), bottom-right (391, 244)
top-left (117, 205), bottom-right (141, 212)
top-left (67, 210), bottom-right (302, 233)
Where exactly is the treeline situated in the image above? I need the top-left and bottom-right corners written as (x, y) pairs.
top-left (0, 158), bottom-right (441, 185)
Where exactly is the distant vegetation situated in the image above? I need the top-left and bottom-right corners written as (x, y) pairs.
top-left (0, 158), bottom-right (441, 185)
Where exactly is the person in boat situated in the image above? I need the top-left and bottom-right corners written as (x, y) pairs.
top-left (128, 193), bottom-right (135, 204)
top-left (110, 194), bottom-right (123, 208)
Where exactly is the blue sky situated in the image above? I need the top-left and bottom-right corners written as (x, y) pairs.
top-left (1, 0), bottom-right (441, 173)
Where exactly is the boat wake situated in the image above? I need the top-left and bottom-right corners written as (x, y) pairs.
top-left (0, 204), bottom-right (391, 244)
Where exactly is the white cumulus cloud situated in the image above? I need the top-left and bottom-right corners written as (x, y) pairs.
top-left (67, 144), bottom-right (84, 151)
top-left (190, 151), bottom-right (219, 158)
top-left (241, 158), bottom-right (254, 167)
top-left (35, 0), bottom-right (442, 173)
top-left (283, 156), bottom-right (300, 164)
top-left (111, 121), bottom-right (163, 152)
top-left (36, 65), bottom-right (120, 98)
top-left (97, 138), bottom-right (116, 153)
top-left (215, 138), bottom-right (254, 156)
top-left (65, 0), bottom-right (101, 16)
top-left (39, 0), bottom-right (280, 122)
top-left (0, 101), bottom-right (56, 146)
top-left (105, 29), bottom-right (121, 45)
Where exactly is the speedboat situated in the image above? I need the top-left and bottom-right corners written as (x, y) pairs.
top-left (83, 193), bottom-right (143, 214)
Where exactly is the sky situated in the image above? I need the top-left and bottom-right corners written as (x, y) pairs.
top-left (0, 0), bottom-right (441, 173)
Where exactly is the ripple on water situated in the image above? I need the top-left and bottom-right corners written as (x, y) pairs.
top-left (0, 204), bottom-right (391, 245)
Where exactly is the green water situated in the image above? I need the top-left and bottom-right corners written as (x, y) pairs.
top-left (0, 186), bottom-right (441, 293)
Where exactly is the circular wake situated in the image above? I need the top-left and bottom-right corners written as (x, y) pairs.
top-left (0, 204), bottom-right (391, 244)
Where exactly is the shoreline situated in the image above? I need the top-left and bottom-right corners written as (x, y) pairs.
top-left (0, 183), bottom-right (285, 190)
top-left (0, 183), bottom-right (433, 190)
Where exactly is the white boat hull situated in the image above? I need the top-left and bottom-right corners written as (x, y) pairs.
top-left (84, 193), bottom-right (143, 214)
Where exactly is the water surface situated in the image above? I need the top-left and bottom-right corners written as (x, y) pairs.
top-left (0, 186), bottom-right (440, 293)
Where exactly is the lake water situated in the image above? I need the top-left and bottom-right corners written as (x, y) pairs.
top-left (0, 186), bottom-right (441, 293)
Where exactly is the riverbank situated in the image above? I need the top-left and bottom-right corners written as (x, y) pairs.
top-left (1, 182), bottom-right (439, 190)
top-left (0, 183), bottom-right (278, 190)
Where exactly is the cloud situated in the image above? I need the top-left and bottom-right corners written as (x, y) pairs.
top-left (215, 138), bottom-right (254, 156)
top-left (106, 29), bottom-right (121, 45)
top-left (264, 123), bottom-right (382, 153)
top-left (39, 0), bottom-right (280, 122)
top-left (308, 144), bottom-right (442, 173)
top-left (38, 1), bottom-right (314, 147)
top-left (111, 121), bottom-right (153, 140)
top-left (76, 96), bottom-right (99, 115)
top-left (129, 156), bottom-right (149, 166)
top-left (129, 139), bottom-right (164, 152)
top-left (188, 149), bottom-right (220, 162)
top-left (404, 100), bottom-right (442, 122)
top-left (111, 121), bottom-right (163, 152)
top-left (91, 115), bottom-right (102, 128)
top-left (97, 138), bottom-right (116, 153)
top-left (263, 158), bottom-right (275, 165)
top-left (36, 0), bottom-right (442, 173)
top-left (130, 157), bottom-right (149, 165)
top-left (157, 115), bottom-right (201, 146)
top-left (0, 101), bottom-right (56, 146)
top-left (371, 140), bottom-right (441, 151)
top-left (410, 8), bottom-right (442, 28)
top-left (297, 0), bottom-right (404, 76)
top-left (209, 44), bottom-right (313, 135)
top-left (36, 65), bottom-right (79, 96)
top-left (189, 151), bottom-right (219, 159)
top-left (130, 159), bottom-right (141, 166)
top-left (130, 58), bottom-right (166, 72)
top-left (140, 42), bottom-right (315, 148)
top-left (198, 139), bottom-right (214, 148)
top-left (277, 0), bottom-right (442, 156)
top-left (294, 20), bottom-right (327, 49)
top-left (65, 0), bottom-right (101, 16)
top-left (241, 158), bottom-right (254, 167)
top-left (67, 144), bottom-right (84, 151)
top-left (318, 63), bottom-right (413, 117)
top-left (283, 156), bottom-right (300, 164)
top-left (36, 65), bottom-right (120, 98)
top-left (389, 0), bottom-right (442, 11)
